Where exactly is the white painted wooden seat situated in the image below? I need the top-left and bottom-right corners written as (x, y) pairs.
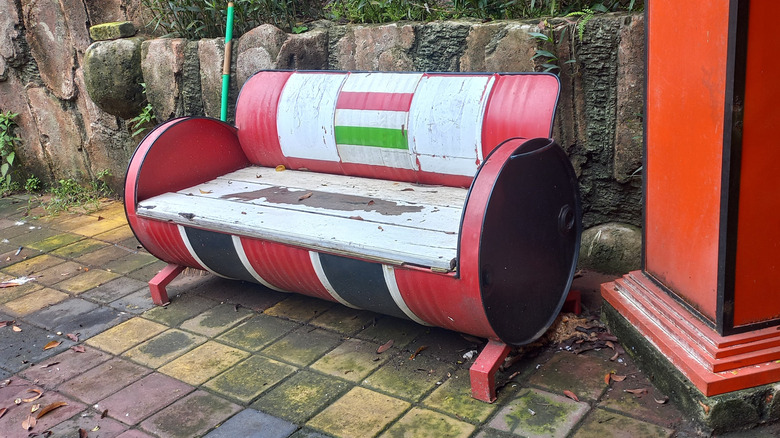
top-left (136, 166), bottom-right (466, 271)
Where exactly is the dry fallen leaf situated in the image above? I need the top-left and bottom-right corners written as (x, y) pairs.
top-left (654, 396), bottom-right (669, 404)
top-left (410, 345), bottom-right (428, 360)
top-left (0, 379), bottom-right (10, 388)
top-left (367, 200), bottom-right (375, 206)
top-left (401, 188), bottom-right (414, 192)
top-left (36, 401), bottom-right (67, 419)
top-left (198, 189), bottom-right (213, 194)
top-left (0, 320), bottom-right (13, 327)
top-left (41, 361), bottom-right (60, 369)
top-left (22, 388), bottom-right (43, 402)
top-left (624, 388), bottom-right (648, 396)
top-left (43, 340), bottom-right (61, 350)
top-left (610, 350), bottom-right (620, 361)
top-left (0, 407), bottom-right (6, 419)
top-left (12, 326), bottom-right (21, 332)
top-left (298, 192), bottom-right (313, 201)
top-left (698, 400), bottom-right (710, 414)
top-left (611, 374), bottom-right (627, 382)
top-left (101, 409), bottom-right (108, 419)
top-left (22, 413), bottom-right (36, 430)
top-left (79, 428), bottom-right (88, 438)
top-left (563, 390), bottom-right (579, 402)
top-left (275, 165), bottom-right (286, 172)
top-left (66, 333), bottom-right (79, 342)
top-left (604, 373), bottom-right (611, 385)
top-left (605, 340), bottom-right (615, 350)
top-left (349, 216), bottom-right (364, 221)
top-left (377, 340), bottom-right (394, 354)
top-left (71, 346), bottom-right (86, 353)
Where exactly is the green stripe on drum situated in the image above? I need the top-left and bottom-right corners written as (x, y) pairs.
top-left (334, 126), bottom-right (408, 150)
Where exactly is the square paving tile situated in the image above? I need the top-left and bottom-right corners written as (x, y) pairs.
top-left (93, 224), bottom-right (136, 243)
top-left (19, 345), bottom-right (110, 388)
top-left (125, 260), bottom-right (167, 282)
top-left (109, 288), bottom-right (157, 315)
top-left (217, 314), bottom-right (300, 352)
top-left (50, 238), bottom-right (110, 259)
top-left (356, 316), bottom-right (427, 350)
top-left (104, 252), bottom-right (159, 275)
top-left (143, 294), bottom-right (216, 327)
top-left (571, 408), bottom-right (673, 438)
top-left (31, 260), bottom-right (84, 286)
top-left (179, 302), bottom-right (254, 338)
top-left (140, 390), bottom-right (241, 438)
top-left (26, 232), bottom-right (84, 252)
top-left (0, 247), bottom-right (44, 270)
top-left (380, 407), bottom-right (475, 438)
top-left (204, 409), bottom-right (297, 438)
top-left (311, 338), bottom-right (392, 382)
top-left (528, 350), bottom-right (613, 402)
top-left (25, 297), bottom-right (98, 330)
top-left (0, 321), bottom-right (71, 372)
top-left (263, 295), bottom-right (336, 323)
top-left (597, 365), bottom-right (683, 428)
top-left (309, 305), bottom-right (379, 336)
top-left (0, 385), bottom-right (86, 438)
top-left (71, 217), bottom-right (127, 237)
top-left (53, 306), bottom-right (131, 340)
top-left (364, 351), bottom-right (456, 402)
top-left (99, 372), bottom-right (195, 425)
top-left (47, 407), bottom-right (129, 437)
top-left (1, 287), bottom-right (69, 316)
top-left (158, 341), bottom-right (250, 386)
top-left (2, 254), bottom-right (66, 277)
top-left (76, 244), bottom-right (136, 267)
top-left (116, 431), bottom-right (157, 438)
top-left (307, 387), bottom-right (410, 438)
top-left (82, 276), bottom-right (148, 303)
top-left (422, 368), bottom-right (502, 424)
top-left (204, 355), bottom-right (297, 403)
top-left (262, 326), bottom-right (342, 367)
top-left (55, 268), bottom-right (121, 294)
top-left (0, 282), bottom-right (42, 305)
top-left (59, 358), bottom-right (152, 404)
top-left (251, 370), bottom-right (352, 424)
top-left (50, 213), bottom-right (105, 232)
top-left (123, 329), bottom-right (208, 369)
top-left (86, 317), bottom-right (168, 355)
top-left (485, 388), bottom-right (590, 438)
top-left (8, 227), bottom-right (60, 248)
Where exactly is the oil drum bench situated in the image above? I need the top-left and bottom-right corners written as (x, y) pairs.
top-left (124, 70), bottom-right (581, 402)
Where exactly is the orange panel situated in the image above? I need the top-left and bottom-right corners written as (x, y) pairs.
top-left (733, 2), bottom-right (780, 326)
top-left (644, 1), bottom-right (730, 320)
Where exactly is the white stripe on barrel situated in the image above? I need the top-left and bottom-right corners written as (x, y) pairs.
top-left (309, 251), bottom-right (360, 309)
top-left (382, 265), bottom-right (431, 326)
top-left (176, 225), bottom-right (231, 279)
top-left (232, 235), bottom-right (287, 292)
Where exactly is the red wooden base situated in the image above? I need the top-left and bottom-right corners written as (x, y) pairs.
top-left (470, 340), bottom-right (512, 403)
top-left (602, 271), bottom-right (780, 396)
top-left (149, 264), bottom-right (185, 305)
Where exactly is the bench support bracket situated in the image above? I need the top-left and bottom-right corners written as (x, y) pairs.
top-left (149, 264), bottom-right (185, 305)
top-left (470, 339), bottom-right (511, 403)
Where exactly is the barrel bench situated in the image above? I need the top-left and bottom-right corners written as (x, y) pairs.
top-left (124, 70), bottom-right (581, 402)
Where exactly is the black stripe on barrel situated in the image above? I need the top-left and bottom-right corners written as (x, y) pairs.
top-left (317, 253), bottom-right (407, 319)
top-left (182, 227), bottom-right (256, 283)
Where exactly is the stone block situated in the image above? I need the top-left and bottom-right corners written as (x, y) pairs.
top-left (142, 38), bottom-right (186, 119)
top-left (236, 24), bottom-right (289, 88)
top-left (614, 15), bottom-right (645, 183)
top-left (83, 37), bottom-right (145, 118)
top-left (334, 24), bottom-right (415, 71)
top-left (89, 21), bottom-right (137, 41)
top-left (578, 222), bottom-right (641, 275)
top-left (276, 29), bottom-right (329, 70)
top-left (23, 0), bottom-right (78, 99)
top-left (198, 37), bottom-right (228, 119)
top-left (483, 23), bottom-right (538, 72)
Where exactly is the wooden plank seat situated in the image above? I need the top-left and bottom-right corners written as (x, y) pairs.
top-left (124, 70), bottom-right (581, 403)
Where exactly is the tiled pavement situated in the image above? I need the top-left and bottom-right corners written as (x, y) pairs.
top-left (0, 196), bottom-right (773, 437)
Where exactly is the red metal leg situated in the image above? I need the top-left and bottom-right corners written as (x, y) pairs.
top-left (470, 339), bottom-right (512, 403)
top-left (562, 289), bottom-right (582, 315)
top-left (149, 264), bottom-right (185, 306)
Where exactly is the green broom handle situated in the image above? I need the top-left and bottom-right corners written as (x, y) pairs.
top-left (220, 2), bottom-right (235, 122)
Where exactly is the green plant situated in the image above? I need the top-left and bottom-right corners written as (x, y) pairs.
top-left (24, 176), bottom-right (40, 192)
top-left (327, 0), bottom-right (443, 24)
top-left (529, 29), bottom-right (575, 73)
top-left (0, 111), bottom-right (19, 195)
top-left (129, 83), bottom-right (157, 138)
top-left (43, 170), bottom-right (113, 214)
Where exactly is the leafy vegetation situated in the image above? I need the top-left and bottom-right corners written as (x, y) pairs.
top-left (129, 83), bottom-right (157, 138)
top-left (42, 170), bottom-right (113, 215)
top-left (0, 111), bottom-right (20, 196)
top-left (141, 0), bottom-right (643, 37)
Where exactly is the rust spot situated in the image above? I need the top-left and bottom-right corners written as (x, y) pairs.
top-left (221, 187), bottom-right (423, 216)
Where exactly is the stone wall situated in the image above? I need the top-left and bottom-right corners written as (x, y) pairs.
top-left (0, 2), bottom-right (644, 270)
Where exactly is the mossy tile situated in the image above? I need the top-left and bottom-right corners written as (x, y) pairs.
top-left (27, 232), bottom-right (84, 252)
top-left (571, 408), bottom-right (673, 438)
top-left (93, 224), bottom-right (136, 244)
top-left (356, 316), bottom-right (427, 350)
top-left (309, 305), bottom-right (380, 336)
top-left (0, 282), bottom-right (42, 304)
top-left (51, 238), bottom-right (110, 259)
top-left (422, 369), bottom-right (501, 424)
top-left (81, 276), bottom-right (148, 303)
top-left (217, 314), bottom-right (300, 352)
top-left (30, 260), bottom-right (84, 286)
top-left (140, 390), bottom-right (241, 438)
top-left (204, 355), bottom-right (297, 403)
top-left (486, 388), bottom-right (590, 438)
top-left (0, 247), bottom-right (44, 270)
top-left (2, 254), bottom-right (66, 276)
top-left (158, 341), bottom-right (250, 386)
top-left (104, 252), bottom-right (158, 275)
top-left (308, 387), bottom-right (409, 438)
top-left (527, 350), bottom-right (612, 401)
top-left (86, 317), bottom-right (168, 355)
top-left (179, 302), bottom-right (254, 337)
top-left (263, 295), bottom-right (336, 323)
top-left (143, 295), bottom-right (216, 327)
top-left (125, 260), bottom-right (168, 281)
top-left (49, 214), bottom-right (105, 232)
top-left (124, 329), bottom-right (207, 369)
top-left (311, 338), bottom-right (391, 382)
top-left (251, 370), bottom-right (351, 424)
top-left (70, 218), bottom-right (127, 237)
top-left (380, 408), bottom-right (475, 438)
top-left (1, 287), bottom-right (68, 316)
top-left (262, 326), bottom-right (342, 367)
top-left (8, 227), bottom-right (60, 247)
top-left (56, 269), bottom-right (121, 294)
top-left (75, 244), bottom-right (135, 267)
top-left (364, 352), bottom-right (455, 402)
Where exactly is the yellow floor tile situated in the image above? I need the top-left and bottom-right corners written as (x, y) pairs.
top-left (86, 317), bottom-right (168, 355)
top-left (158, 341), bottom-right (250, 386)
top-left (1, 287), bottom-right (68, 316)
